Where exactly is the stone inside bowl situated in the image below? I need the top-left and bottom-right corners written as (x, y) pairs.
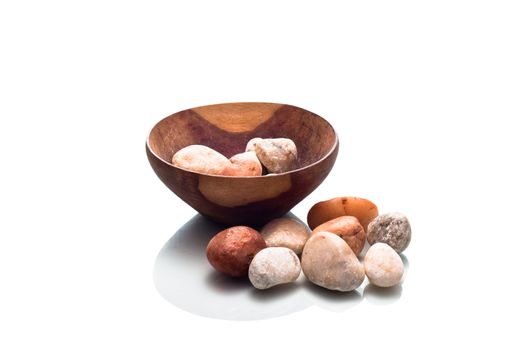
top-left (146, 102), bottom-right (338, 225)
top-left (148, 103), bottom-right (336, 173)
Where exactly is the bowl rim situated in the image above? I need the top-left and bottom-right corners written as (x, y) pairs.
top-left (146, 102), bottom-right (339, 178)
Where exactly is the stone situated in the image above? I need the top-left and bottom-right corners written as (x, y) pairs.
top-left (245, 137), bottom-right (263, 152)
top-left (248, 247), bottom-right (301, 289)
top-left (172, 144), bottom-right (230, 175)
top-left (312, 216), bottom-right (366, 256)
top-left (307, 196), bottom-right (378, 232)
top-left (222, 151), bottom-right (262, 176)
top-left (260, 218), bottom-right (310, 255)
top-left (253, 138), bottom-right (297, 173)
top-left (367, 212), bottom-right (411, 253)
top-left (206, 226), bottom-right (266, 277)
top-left (301, 231), bottom-right (365, 292)
top-left (364, 243), bottom-right (404, 287)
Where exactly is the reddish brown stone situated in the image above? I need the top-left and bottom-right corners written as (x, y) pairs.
top-left (206, 226), bottom-right (267, 277)
top-left (307, 196), bottom-right (378, 232)
top-left (312, 216), bottom-right (366, 256)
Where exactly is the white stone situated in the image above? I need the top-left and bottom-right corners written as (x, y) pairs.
top-left (364, 243), bottom-right (404, 287)
top-left (248, 247), bottom-right (301, 290)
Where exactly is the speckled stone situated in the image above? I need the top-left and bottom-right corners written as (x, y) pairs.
top-left (248, 247), bottom-right (301, 289)
top-left (260, 218), bottom-right (310, 255)
top-left (367, 212), bottom-right (411, 253)
top-left (364, 243), bottom-right (404, 287)
top-left (301, 231), bottom-right (365, 292)
top-left (253, 138), bottom-right (297, 173)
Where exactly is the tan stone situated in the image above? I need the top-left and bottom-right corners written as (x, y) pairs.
top-left (222, 151), bottom-right (262, 176)
top-left (172, 145), bottom-right (230, 175)
top-left (260, 218), bottom-right (310, 255)
top-left (301, 231), bottom-right (365, 292)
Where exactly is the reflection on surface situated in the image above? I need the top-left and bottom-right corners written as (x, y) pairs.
top-left (302, 277), bottom-right (364, 312)
top-left (153, 214), bottom-right (407, 320)
top-left (363, 253), bottom-right (409, 305)
top-left (249, 281), bottom-right (302, 302)
top-left (364, 284), bottom-right (403, 305)
top-left (205, 270), bottom-right (253, 293)
top-left (153, 214), bottom-right (312, 320)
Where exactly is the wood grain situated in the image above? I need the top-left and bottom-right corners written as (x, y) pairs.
top-left (192, 103), bottom-right (281, 132)
top-left (146, 102), bottom-right (339, 225)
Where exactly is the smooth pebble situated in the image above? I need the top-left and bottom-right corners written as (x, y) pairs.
top-left (307, 196), bottom-right (378, 232)
top-left (222, 151), bottom-right (262, 176)
top-left (248, 247), bottom-right (301, 289)
top-left (206, 226), bottom-right (266, 277)
top-left (172, 145), bottom-right (230, 175)
top-left (364, 243), bottom-right (404, 287)
top-left (301, 231), bottom-right (365, 292)
top-left (260, 218), bottom-right (310, 255)
top-left (312, 216), bottom-right (366, 256)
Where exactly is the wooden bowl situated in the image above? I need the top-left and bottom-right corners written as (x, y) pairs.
top-left (146, 102), bottom-right (338, 226)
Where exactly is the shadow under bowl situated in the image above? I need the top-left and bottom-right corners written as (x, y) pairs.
top-left (146, 102), bottom-right (338, 225)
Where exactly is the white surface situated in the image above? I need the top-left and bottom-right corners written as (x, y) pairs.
top-left (1, 1), bottom-right (526, 349)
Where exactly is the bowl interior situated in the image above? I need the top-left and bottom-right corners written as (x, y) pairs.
top-left (148, 102), bottom-right (336, 172)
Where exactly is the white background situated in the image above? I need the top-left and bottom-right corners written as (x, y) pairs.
top-left (1, 0), bottom-right (526, 348)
